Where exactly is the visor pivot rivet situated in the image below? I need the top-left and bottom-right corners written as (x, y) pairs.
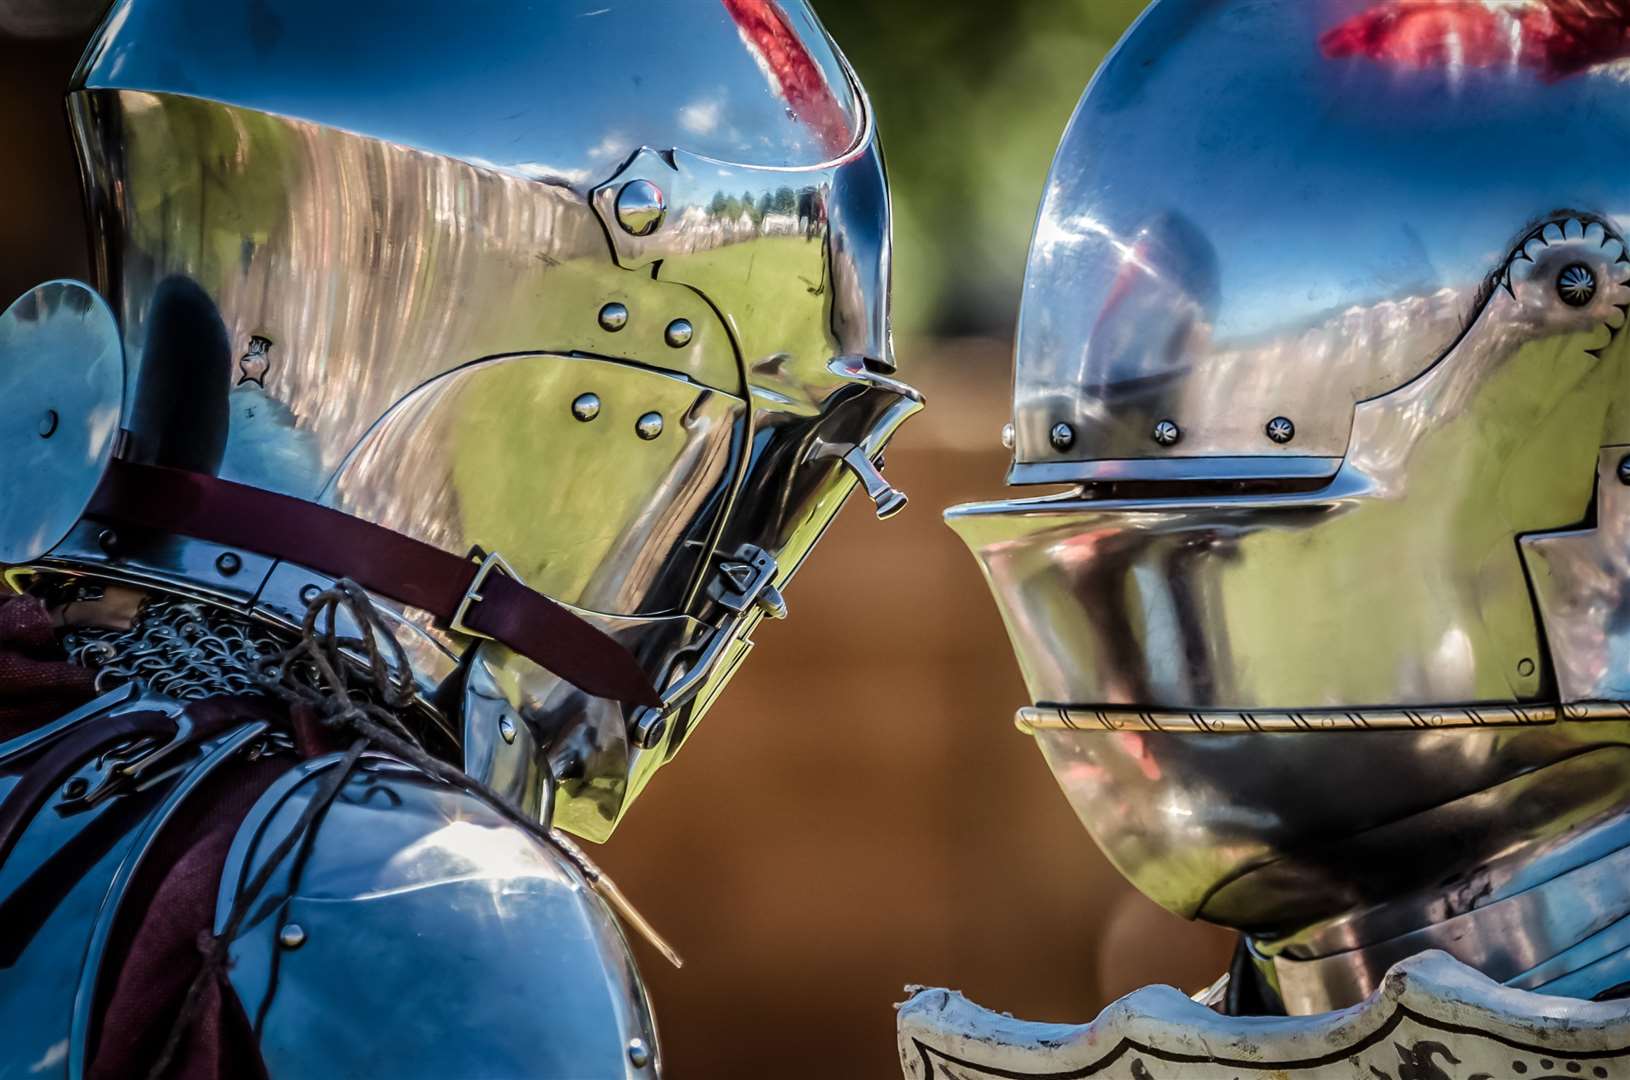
top-left (498, 715), bottom-right (517, 744)
top-left (597, 302), bottom-right (629, 333)
top-left (1049, 422), bottom-right (1075, 451)
top-left (1618, 453), bottom-right (1630, 486)
top-left (1152, 419), bottom-right (1182, 447)
top-left (636, 411), bottom-right (664, 440)
top-left (1001, 423), bottom-right (1015, 450)
top-left (628, 1039), bottom-right (651, 1068)
top-left (631, 707), bottom-right (668, 750)
top-left (278, 923), bottom-right (306, 949)
top-left (1266, 416), bottom-right (1295, 444)
top-left (571, 392), bottom-right (601, 422)
top-left (1558, 263), bottom-right (1598, 307)
top-left (615, 180), bottom-right (667, 237)
top-left (664, 318), bottom-right (693, 348)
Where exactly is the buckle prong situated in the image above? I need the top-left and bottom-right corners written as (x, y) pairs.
top-left (450, 550), bottom-right (517, 639)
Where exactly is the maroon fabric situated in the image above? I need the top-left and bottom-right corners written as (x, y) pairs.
top-left (87, 701), bottom-right (285, 1080)
top-left (0, 596), bottom-right (95, 739)
top-left (0, 604), bottom-right (280, 1078)
top-left (89, 459), bottom-right (662, 707)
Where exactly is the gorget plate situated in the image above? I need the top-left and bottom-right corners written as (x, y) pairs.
top-left (898, 951), bottom-right (1630, 1080)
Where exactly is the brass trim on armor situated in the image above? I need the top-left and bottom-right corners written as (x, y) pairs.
top-left (1016, 700), bottom-right (1630, 735)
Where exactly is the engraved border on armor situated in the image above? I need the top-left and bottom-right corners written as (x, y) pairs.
top-left (1016, 700), bottom-right (1630, 735)
top-left (907, 1008), bottom-right (1630, 1079)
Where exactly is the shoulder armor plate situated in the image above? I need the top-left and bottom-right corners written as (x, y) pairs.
top-left (219, 753), bottom-right (658, 1079)
top-left (0, 684), bottom-right (266, 1079)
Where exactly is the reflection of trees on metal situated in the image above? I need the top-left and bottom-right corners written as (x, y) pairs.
top-left (721, 0), bottom-right (854, 157)
top-left (1322, 0), bottom-right (1630, 80)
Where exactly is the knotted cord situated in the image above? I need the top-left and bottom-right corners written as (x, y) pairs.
top-left (145, 580), bottom-right (678, 1079)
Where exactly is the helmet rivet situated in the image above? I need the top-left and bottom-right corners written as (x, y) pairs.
top-left (1001, 423), bottom-right (1015, 450)
top-left (1517, 657), bottom-right (1536, 678)
top-left (615, 180), bottom-right (666, 237)
top-left (1618, 454), bottom-right (1630, 486)
top-left (97, 528), bottom-right (120, 556)
top-left (664, 318), bottom-right (693, 348)
top-left (278, 923), bottom-right (307, 949)
top-left (571, 392), bottom-right (601, 422)
top-left (498, 715), bottom-right (517, 744)
top-left (1049, 422), bottom-right (1075, 451)
top-left (1152, 419), bottom-right (1182, 447)
top-left (215, 551), bottom-right (242, 576)
top-left (636, 412), bottom-right (664, 440)
top-left (1266, 417), bottom-right (1295, 444)
top-left (597, 302), bottom-right (629, 332)
top-left (627, 1038), bottom-right (652, 1069)
top-left (1558, 263), bottom-right (1598, 307)
top-left (299, 583), bottom-right (323, 605)
top-left (631, 707), bottom-right (667, 750)
top-left (37, 409), bottom-right (57, 438)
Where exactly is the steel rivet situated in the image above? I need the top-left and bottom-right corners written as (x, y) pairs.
top-left (664, 318), bottom-right (693, 348)
top-left (61, 776), bottom-right (88, 801)
top-left (38, 409), bottom-right (58, 438)
top-left (1152, 419), bottom-right (1182, 447)
top-left (1265, 417), bottom-right (1295, 444)
top-left (631, 708), bottom-right (667, 750)
top-left (598, 302), bottom-right (629, 333)
top-left (279, 923), bottom-right (307, 949)
top-left (299, 583), bottom-right (323, 605)
top-left (215, 551), bottom-right (242, 576)
top-left (627, 1039), bottom-right (651, 1068)
top-left (1558, 263), bottom-right (1598, 307)
top-left (636, 412), bottom-right (664, 440)
top-left (615, 180), bottom-right (667, 237)
top-left (97, 528), bottom-right (120, 556)
top-left (1049, 422), bottom-right (1075, 451)
top-left (1518, 658), bottom-right (1537, 678)
top-left (1001, 423), bottom-right (1015, 450)
top-left (571, 392), bottom-right (601, 422)
top-left (1619, 454), bottom-right (1630, 486)
top-left (498, 716), bottom-right (517, 745)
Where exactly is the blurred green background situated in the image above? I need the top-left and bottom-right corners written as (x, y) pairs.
top-left (818, 0), bottom-right (1152, 337)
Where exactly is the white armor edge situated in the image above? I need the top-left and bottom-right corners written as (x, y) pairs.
top-left (898, 951), bottom-right (1630, 1080)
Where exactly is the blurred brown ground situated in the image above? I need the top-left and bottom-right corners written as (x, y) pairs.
top-left (0, 31), bottom-right (1234, 1080)
top-left (595, 344), bottom-right (1235, 1078)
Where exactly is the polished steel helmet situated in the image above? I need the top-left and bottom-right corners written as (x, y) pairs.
top-left (1, 0), bottom-right (918, 841)
top-left (951, 0), bottom-right (1630, 1007)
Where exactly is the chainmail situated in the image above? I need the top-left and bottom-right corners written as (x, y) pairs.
top-left (62, 594), bottom-right (298, 700)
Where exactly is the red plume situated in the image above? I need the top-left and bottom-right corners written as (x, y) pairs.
top-left (720, 0), bottom-right (854, 157)
top-left (1321, 0), bottom-right (1630, 80)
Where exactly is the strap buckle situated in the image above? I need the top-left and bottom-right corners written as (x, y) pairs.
top-left (450, 549), bottom-right (517, 639)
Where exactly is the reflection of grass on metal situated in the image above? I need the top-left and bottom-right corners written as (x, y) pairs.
top-left (442, 234), bottom-right (831, 609)
top-left (446, 349), bottom-right (741, 616)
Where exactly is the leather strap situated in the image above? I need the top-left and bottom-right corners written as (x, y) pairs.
top-left (85, 460), bottom-right (661, 707)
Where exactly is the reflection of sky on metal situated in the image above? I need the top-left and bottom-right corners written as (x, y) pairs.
top-left (1011, 0), bottom-right (1630, 466)
top-left (81, 0), bottom-right (859, 193)
top-left (1031, 0), bottom-right (1630, 342)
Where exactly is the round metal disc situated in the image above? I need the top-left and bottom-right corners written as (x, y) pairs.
top-left (0, 281), bottom-right (123, 564)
